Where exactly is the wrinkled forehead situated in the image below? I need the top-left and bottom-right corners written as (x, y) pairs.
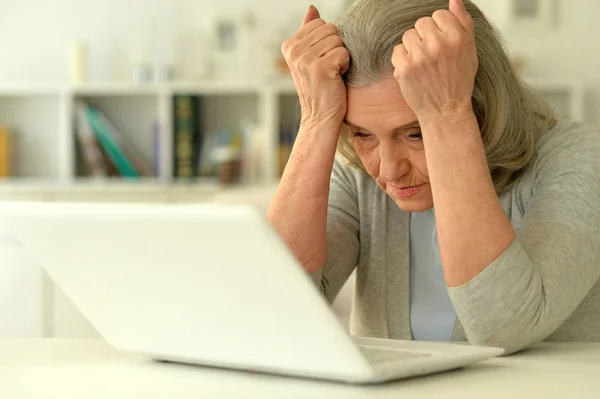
top-left (346, 76), bottom-right (418, 133)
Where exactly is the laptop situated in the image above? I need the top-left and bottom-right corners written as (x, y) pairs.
top-left (0, 200), bottom-right (504, 384)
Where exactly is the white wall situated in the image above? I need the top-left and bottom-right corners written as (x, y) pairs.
top-left (1, 0), bottom-right (596, 123)
top-left (474, 0), bottom-right (600, 125)
top-left (0, 0), bottom-right (345, 83)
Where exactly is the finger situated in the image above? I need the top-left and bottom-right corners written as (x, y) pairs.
top-left (322, 47), bottom-right (351, 76)
top-left (303, 23), bottom-right (339, 48)
top-left (341, 57), bottom-right (350, 76)
top-left (296, 18), bottom-right (327, 41)
top-left (448, 0), bottom-right (474, 34)
top-left (401, 29), bottom-right (422, 54)
top-left (391, 44), bottom-right (408, 71)
top-left (391, 44), bottom-right (408, 67)
top-left (432, 9), bottom-right (462, 33)
top-left (311, 34), bottom-right (344, 57)
top-left (303, 5), bottom-right (321, 25)
top-left (415, 17), bottom-right (441, 39)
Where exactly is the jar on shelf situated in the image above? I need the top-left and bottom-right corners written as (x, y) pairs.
top-left (212, 146), bottom-right (241, 185)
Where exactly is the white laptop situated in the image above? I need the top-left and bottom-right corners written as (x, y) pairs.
top-left (0, 200), bottom-right (504, 384)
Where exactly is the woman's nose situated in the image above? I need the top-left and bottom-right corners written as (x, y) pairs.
top-left (379, 143), bottom-right (409, 182)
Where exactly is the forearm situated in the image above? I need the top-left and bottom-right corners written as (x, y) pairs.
top-left (266, 119), bottom-right (342, 273)
top-left (420, 111), bottom-right (516, 287)
top-left (447, 239), bottom-right (546, 354)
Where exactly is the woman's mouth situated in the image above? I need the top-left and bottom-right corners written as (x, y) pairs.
top-left (388, 184), bottom-right (425, 199)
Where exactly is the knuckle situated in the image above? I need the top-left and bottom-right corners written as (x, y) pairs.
top-left (281, 39), bottom-right (290, 56)
top-left (428, 40), bottom-right (442, 56)
top-left (465, 12), bottom-right (474, 24)
top-left (447, 31), bottom-right (463, 46)
top-left (432, 9), bottom-right (448, 20)
top-left (396, 62), bottom-right (412, 79)
top-left (288, 45), bottom-right (303, 60)
top-left (411, 51), bottom-right (426, 66)
top-left (311, 18), bottom-right (326, 30)
top-left (314, 59), bottom-right (329, 76)
top-left (333, 35), bottom-right (344, 47)
top-left (325, 23), bottom-right (338, 35)
top-left (416, 16), bottom-right (433, 28)
top-left (466, 16), bottom-right (475, 31)
top-left (339, 48), bottom-right (350, 61)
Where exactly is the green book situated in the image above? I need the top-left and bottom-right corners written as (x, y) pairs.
top-left (84, 105), bottom-right (139, 178)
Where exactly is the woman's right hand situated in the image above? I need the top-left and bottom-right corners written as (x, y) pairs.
top-left (281, 5), bottom-right (350, 128)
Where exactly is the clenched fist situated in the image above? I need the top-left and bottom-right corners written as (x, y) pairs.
top-left (281, 6), bottom-right (350, 127)
top-left (392, 0), bottom-right (478, 120)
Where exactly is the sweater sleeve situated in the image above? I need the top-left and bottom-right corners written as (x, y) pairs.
top-left (311, 156), bottom-right (361, 304)
top-left (447, 127), bottom-right (600, 354)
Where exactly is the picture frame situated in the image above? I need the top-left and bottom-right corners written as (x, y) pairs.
top-left (506, 0), bottom-right (557, 30)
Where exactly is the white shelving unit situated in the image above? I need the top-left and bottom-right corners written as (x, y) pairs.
top-left (0, 78), bottom-right (300, 191)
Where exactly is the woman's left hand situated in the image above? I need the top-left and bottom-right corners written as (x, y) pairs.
top-left (392, 0), bottom-right (478, 121)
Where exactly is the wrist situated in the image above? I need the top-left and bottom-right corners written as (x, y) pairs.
top-left (418, 107), bottom-right (479, 136)
top-left (299, 116), bottom-right (343, 138)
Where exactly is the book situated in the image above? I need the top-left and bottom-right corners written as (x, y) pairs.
top-left (173, 95), bottom-right (203, 180)
top-left (83, 104), bottom-right (140, 178)
top-left (94, 111), bottom-right (153, 177)
top-left (0, 127), bottom-right (14, 178)
top-left (74, 101), bottom-right (108, 177)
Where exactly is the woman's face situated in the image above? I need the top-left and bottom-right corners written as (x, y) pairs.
top-left (346, 75), bottom-right (433, 213)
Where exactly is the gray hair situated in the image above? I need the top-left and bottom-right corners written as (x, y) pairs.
top-left (335, 0), bottom-right (557, 193)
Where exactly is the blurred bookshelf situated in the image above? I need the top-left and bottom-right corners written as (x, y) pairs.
top-left (0, 78), bottom-right (301, 199)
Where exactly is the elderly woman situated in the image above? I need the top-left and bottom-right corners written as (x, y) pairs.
top-left (266, 0), bottom-right (600, 355)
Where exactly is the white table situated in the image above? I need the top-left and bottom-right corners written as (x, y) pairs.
top-left (2, 339), bottom-right (600, 398)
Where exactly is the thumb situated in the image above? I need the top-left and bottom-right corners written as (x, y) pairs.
top-left (303, 5), bottom-right (321, 25)
top-left (448, 0), bottom-right (473, 33)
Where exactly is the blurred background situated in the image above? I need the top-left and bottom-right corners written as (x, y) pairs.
top-left (0, 0), bottom-right (598, 338)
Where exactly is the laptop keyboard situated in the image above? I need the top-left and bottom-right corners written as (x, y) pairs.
top-left (358, 346), bottom-right (433, 365)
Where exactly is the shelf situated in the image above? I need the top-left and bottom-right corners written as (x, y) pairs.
top-left (169, 81), bottom-right (264, 96)
top-left (0, 83), bottom-right (63, 97)
top-left (0, 177), bottom-right (223, 193)
top-left (0, 178), bottom-right (281, 205)
top-left (266, 77), bottom-right (297, 95)
top-left (0, 79), bottom-right (299, 98)
top-left (70, 83), bottom-right (162, 97)
top-left (0, 77), bottom-right (581, 98)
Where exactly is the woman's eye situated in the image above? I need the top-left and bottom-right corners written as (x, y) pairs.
top-left (353, 132), bottom-right (371, 139)
top-left (408, 132), bottom-right (422, 140)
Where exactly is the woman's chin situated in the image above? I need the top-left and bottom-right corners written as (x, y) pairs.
top-left (388, 193), bottom-right (434, 213)
top-left (384, 184), bottom-right (433, 213)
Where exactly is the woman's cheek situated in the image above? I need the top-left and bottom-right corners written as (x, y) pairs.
top-left (354, 143), bottom-right (380, 178)
top-left (411, 151), bottom-right (429, 177)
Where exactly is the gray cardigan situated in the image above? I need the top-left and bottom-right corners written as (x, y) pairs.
top-left (313, 118), bottom-right (600, 355)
